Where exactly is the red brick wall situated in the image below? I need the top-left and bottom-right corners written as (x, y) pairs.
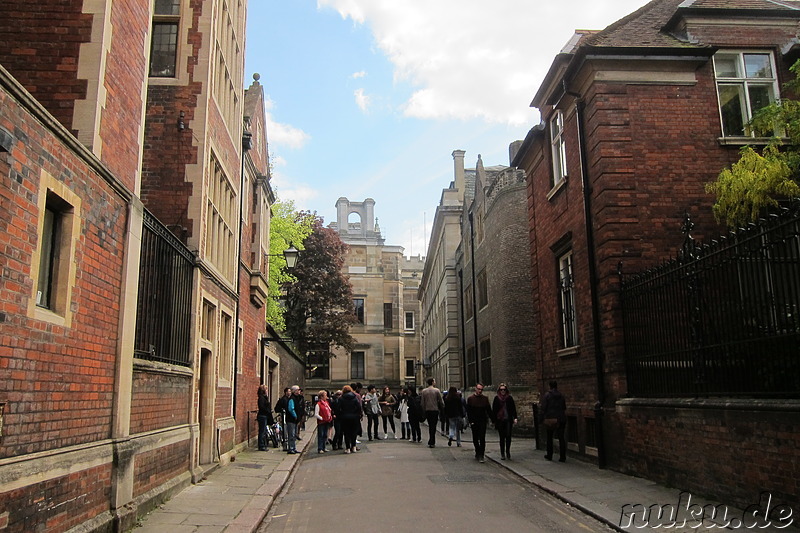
top-left (0, 0), bottom-right (92, 134)
top-left (612, 402), bottom-right (800, 512)
top-left (0, 88), bottom-right (127, 458)
top-left (98, 0), bottom-right (151, 190)
top-left (0, 463), bottom-right (112, 533)
top-left (133, 440), bottom-right (191, 498)
top-left (130, 370), bottom-right (191, 434)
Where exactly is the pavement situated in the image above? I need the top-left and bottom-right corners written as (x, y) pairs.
top-left (131, 420), bottom-right (798, 533)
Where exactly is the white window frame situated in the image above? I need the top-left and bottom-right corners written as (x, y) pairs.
top-left (550, 110), bottom-right (568, 189)
top-left (404, 311), bottom-right (415, 331)
top-left (713, 50), bottom-right (780, 138)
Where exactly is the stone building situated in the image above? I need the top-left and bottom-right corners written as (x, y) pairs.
top-left (455, 152), bottom-right (537, 431)
top-left (0, 1), bottom-right (292, 531)
top-left (512, 0), bottom-right (800, 509)
top-left (418, 151), bottom-right (474, 390)
top-left (313, 198), bottom-right (424, 391)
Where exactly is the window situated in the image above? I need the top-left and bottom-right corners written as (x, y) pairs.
top-left (201, 300), bottom-right (216, 342)
top-left (474, 210), bottom-right (484, 244)
top-left (477, 269), bottom-right (488, 309)
top-left (149, 0), bottom-right (180, 77)
top-left (405, 311), bottom-right (415, 330)
top-left (353, 298), bottom-right (365, 324)
top-left (206, 154), bottom-right (237, 281)
top-left (218, 311), bottom-right (233, 382)
top-left (351, 351), bottom-right (365, 379)
top-left (405, 359), bottom-right (415, 378)
top-left (558, 251), bottom-right (578, 348)
top-left (466, 346), bottom-right (476, 387)
top-left (550, 110), bottom-right (567, 187)
top-left (464, 284), bottom-right (474, 321)
top-left (306, 346), bottom-right (330, 380)
top-left (480, 338), bottom-right (492, 386)
top-left (30, 176), bottom-right (81, 326)
top-left (714, 51), bottom-right (779, 137)
top-left (384, 302), bottom-right (392, 329)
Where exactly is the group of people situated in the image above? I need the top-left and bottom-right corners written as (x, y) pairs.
top-left (256, 378), bottom-right (569, 463)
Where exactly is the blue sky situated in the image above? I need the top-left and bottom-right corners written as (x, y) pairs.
top-left (244, 0), bottom-right (651, 257)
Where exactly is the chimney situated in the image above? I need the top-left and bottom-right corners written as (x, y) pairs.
top-left (452, 149), bottom-right (466, 201)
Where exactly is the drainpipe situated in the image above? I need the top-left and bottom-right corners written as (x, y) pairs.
top-left (569, 91), bottom-right (607, 469)
top-left (468, 212), bottom-right (481, 384)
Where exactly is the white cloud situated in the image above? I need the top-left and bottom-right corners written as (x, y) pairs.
top-left (269, 171), bottom-right (320, 209)
top-left (351, 70), bottom-right (367, 79)
top-left (354, 88), bottom-right (371, 112)
top-left (263, 97), bottom-right (310, 149)
top-left (317, 0), bottom-right (651, 126)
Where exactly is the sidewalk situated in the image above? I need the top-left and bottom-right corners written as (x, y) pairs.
top-left (132, 421), bottom-right (797, 533)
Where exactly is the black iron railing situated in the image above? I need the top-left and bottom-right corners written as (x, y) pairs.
top-left (134, 210), bottom-right (195, 366)
top-left (620, 206), bottom-right (800, 398)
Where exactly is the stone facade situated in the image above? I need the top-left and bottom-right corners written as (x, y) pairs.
top-left (513, 0), bottom-right (800, 507)
top-left (319, 198), bottom-right (424, 392)
top-left (456, 154), bottom-right (538, 433)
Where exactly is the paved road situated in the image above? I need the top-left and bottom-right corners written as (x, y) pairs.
top-left (258, 435), bottom-right (615, 532)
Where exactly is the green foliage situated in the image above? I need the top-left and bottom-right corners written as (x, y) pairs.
top-left (266, 200), bottom-right (313, 331)
top-left (283, 217), bottom-right (356, 357)
top-left (708, 60), bottom-right (800, 227)
top-left (707, 145), bottom-right (799, 227)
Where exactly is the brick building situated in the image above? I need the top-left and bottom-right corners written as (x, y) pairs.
top-left (321, 198), bottom-right (424, 392)
top-left (0, 1), bottom-right (291, 531)
top-left (512, 0), bottom-right (800, 509)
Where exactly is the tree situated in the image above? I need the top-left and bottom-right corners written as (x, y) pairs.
top-left (707, 60), bottom-right (800, 227)
top-left (282, 216), bottom-right (356, 358)
top-left (266, 200), bottom-right (313, 331)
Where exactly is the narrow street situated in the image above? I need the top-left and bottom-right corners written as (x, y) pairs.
top-left (259, 430), bottom-right (615, 532)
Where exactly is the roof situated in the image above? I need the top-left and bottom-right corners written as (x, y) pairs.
top-left (582, 0), bottom-right (800, 49)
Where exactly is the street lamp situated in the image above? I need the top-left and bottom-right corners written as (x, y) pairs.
top-left (266, 243), bottom-right (299, 269)
top-left (282, 243), bottom-right (299, 269)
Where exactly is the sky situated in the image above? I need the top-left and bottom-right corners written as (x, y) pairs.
top-left (244, 0), bottom-right (652, 258)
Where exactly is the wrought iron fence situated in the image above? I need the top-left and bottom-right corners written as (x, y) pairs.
top-left (620, 206), bottom-right (800, 398)
top-left (134, 209), bottom-right (195, 366)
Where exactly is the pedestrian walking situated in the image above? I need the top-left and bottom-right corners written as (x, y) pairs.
top-left (314, 390), bottom-right (333, 453)
top-left (466, 383), bottom-right (493, 462)
top-left (540, 380), bottom-right (567, 462)
top-left (420, 378), bottom-right (445, 448)
top-left (492, 383), bottom-right (518, 460)
top-left (338, 385), bottom-right (362, 454)
top-left (295, 387), bottom-right (306, 439)
top-left (379, 385), bottom-right (398, 438)
top-left (408, 387), bottom-right (423, 442)
top-left (257, 385), bottom-right (274, 451)
top-left (444, 386), bottom-right (465, 447)
top-left (364, 385), bottom-right (381, 440)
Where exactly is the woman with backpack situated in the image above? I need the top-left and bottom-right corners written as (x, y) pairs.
top-left (314, 390), bottom-right (333, 453)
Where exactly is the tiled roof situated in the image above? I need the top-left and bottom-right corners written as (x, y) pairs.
top-left (581, 0), bottom-right (800, 49)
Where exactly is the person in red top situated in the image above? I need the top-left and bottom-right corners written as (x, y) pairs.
top-left (314, 390), bottom-right (333, 453)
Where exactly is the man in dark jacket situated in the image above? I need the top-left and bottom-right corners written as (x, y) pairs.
top-left (466, 382), bottom-right (494, 462)
top-left (540, 380), bottom-right (567, 462)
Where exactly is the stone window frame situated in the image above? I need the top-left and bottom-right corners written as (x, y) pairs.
top-left (28, 171), bottom-right (82, 328)
top-left (350, 351), bottom-right (365, 380)
top-left (148, 0), bottom-right (190, 85)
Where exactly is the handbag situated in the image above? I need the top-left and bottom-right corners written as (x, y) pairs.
top-left (544, 418), bottom-right (559, 428)
top-left (394, 409), bottom-right (401, 419)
